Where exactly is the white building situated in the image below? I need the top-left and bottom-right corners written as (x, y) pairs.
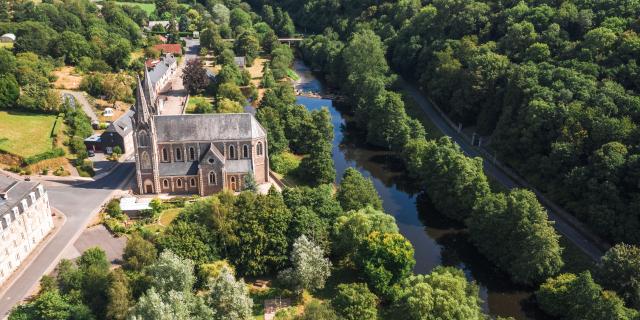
top-left (0, 33), bottom-right (16, 43)
top-left (0, 174), bottom-right (54, 285)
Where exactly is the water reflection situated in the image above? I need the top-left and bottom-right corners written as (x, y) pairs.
top-left (294, 60), bottom-right (536, 320)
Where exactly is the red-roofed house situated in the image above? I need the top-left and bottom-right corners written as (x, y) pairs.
top-left (152, 44), bottom-right (182, 56)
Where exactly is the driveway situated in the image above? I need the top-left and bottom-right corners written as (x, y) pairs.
top-left (59, 90), bottom-right (98, 122)
top-left (159, 38), bottom-right (200, 115)
top-left (0, 162), bottom-right (134, 318)
top-left (400, 79), bottom-right (606, 261)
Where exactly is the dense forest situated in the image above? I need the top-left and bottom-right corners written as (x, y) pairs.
top-left (255, 0), bottom-right (640, 246)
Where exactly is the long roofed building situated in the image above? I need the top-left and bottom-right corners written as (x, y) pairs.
top-left (131, 71), bottom-right (269, 195)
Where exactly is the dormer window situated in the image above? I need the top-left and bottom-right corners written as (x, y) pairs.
top-left (189, 147), bottom-right (195, 161)
top-left (175, 148), bottom-right (182, 161)
top-left (162, 148), bottom-right (168, 162)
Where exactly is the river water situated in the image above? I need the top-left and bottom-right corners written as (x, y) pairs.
top-left (293, 60), bottom-right (536, 319)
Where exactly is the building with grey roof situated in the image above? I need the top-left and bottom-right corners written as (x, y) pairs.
top-left (131, 73), bottom-right (269, 195)
top-left (0, 173), bottom-right (53, 286)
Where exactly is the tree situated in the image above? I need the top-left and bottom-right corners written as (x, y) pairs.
top-left (216, 98), bottom-right (244, 113)
top-left (356, 232), bottom-right (415, 297)
top-left (106, 268), bottom-right (133, 320)
top-left (337, 168), bottom-right (382, 211)
top-left (332, 283), bottom-right (378, 320)
top-left (216, 83), bottom-right (245, 104)
top-left (104, 37), bottom-right (131, 71)
top-left (0, 48), bottom-right (16, 75)
top-left (394, 267), bottom-right (486, 320)
top-left (155, 0), bottom-right (177, 16)
top-left (146, 250), bottom-right (195, 294)
top-left (158, 221), bottom-right (218, 265)
top-left (261, 67), bottom-right (276, 88)
top-left (468, 189), bottom-right (564, 285)
top-left (332, 207), bottom-right (398, 260)
top-left (130, 287), bottom-right (213, 320)
top-left (182, 59), bottom-right (210, 94)
top-left (278, 235), bottom-right (331, 293)
top-left (234, 31), bottom-right (260, 64)
top-left (298, 143), bottom-right (335, 186)
top-left (78, 247), bottom-right (111, 318)
top-left (211, 4), bottom-right (230, 25)
top-left (9, 290), bottom-right (92, 320)
top-left (55, 31), bottom-right (90, 64)
top-left (0, 74), bottom-right (19, 109)
top-left (537, 272), bottom-right (638, 320)
top-left (297, 300), bottom-right (338, 320)
top-left (123, 234), bottom-right (157, 271)
top-left (231, 191), bottom-right (292, 275)
top-left (242, 172), bottom-right (257, 191)
top-left (230, 8), bottom-right (252, 31)
top-left (207, 266), bottom-right (253, 320)
top-left (598, 244), bottom-right (640, 308)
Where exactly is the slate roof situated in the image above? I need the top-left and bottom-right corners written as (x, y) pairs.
top-left (158, 161), bottom-right (199, 176)
top-left (0, 173), bottom-right (38, 216)
top-left (153, 113), bottom-right (267, 142)
top-left (226, 159), bottom-right (252, 173)
top-left (105, 110), bottom-right (134, 137)
top-left (148, 54), bottom-right (176, 87)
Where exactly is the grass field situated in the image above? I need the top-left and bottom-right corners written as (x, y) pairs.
top-left (114, 1), bottom-right (156, 15)
top-left (0, 111), bottom-right (58, 158)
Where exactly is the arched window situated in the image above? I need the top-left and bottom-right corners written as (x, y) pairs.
top-left (175, 148), bottom-right (182, 161)
top-left (189, 147), bottom-right (195, 161)
top-left (163, 179), bottom-right (169, 188)
top-left (190, 178), bottom-right (196, 187)
top-left (176, 179), bottom-right (182, 188)
top-left (257, 142), bottom-right (263, 155)
top-left (138, 131), bottom-right (148, 146)
top-left (141, 151), bottom-right (151, 169)
top-left (243, 144), bottom-right (249, 158)
top-left (208, 171), bottom-right (216, 185)
top-left (162, 148), bottom-right (168, 162)
top-left (230, 176), bottom-right (237, 191)
top-left (229, 145), bottom-right (235, 159)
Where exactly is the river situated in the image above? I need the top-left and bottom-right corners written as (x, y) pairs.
top-left (293, 60), bottom-right (537, 319)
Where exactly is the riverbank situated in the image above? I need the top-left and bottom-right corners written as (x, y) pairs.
top-left (291, 58), bottom-right (596, 320)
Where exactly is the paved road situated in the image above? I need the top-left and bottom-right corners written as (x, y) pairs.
top-left (401, 80), bottom-right (605, 261)
top-left (159, 38), bottom-right (200, 115)
top-left (0, 163), bottom-right (134, 318)
top-left (60, 90), bottom-right (98, 122)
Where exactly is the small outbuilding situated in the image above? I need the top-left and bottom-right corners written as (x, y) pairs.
top-left (0, 33), bottom-right (15, 43)
top-left (234, 56), bottom-right (246, 69)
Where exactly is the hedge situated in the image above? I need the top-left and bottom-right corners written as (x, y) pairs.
top-left (23, 148), bottom-right (65, 165)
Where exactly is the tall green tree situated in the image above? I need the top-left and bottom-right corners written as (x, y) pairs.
top-left (336, 168), bottom-right (382, 211)
top-left (332, 283), bottom-right (378, 320)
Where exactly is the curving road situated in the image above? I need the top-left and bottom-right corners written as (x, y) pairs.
top-left (400, 79), bottom-right (607, 261)
top-left (0, 163), bottom-right (134, 318)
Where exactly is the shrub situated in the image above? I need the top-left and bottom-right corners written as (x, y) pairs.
top-left (23, 148), bottom-right (65, 165)
top-left (270, 152), bottom-right (300, 176)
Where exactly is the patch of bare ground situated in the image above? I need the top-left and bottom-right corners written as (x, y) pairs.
top-left (53, 66), bottom-right (83, 90)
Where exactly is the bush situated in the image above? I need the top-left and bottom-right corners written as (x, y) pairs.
top-left (270, 152), bottom-right (300, 176)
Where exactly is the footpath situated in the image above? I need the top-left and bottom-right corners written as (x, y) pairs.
top-left (400, 79), bottom-right (609, 261)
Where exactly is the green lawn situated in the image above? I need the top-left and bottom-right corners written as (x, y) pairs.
top-left (0, 111), bottom-right (58, 158)
top-left (114, 1), bottom-right (156, 15)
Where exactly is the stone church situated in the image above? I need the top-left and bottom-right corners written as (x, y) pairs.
top-left (131, 70), bottom-right (269, 195)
